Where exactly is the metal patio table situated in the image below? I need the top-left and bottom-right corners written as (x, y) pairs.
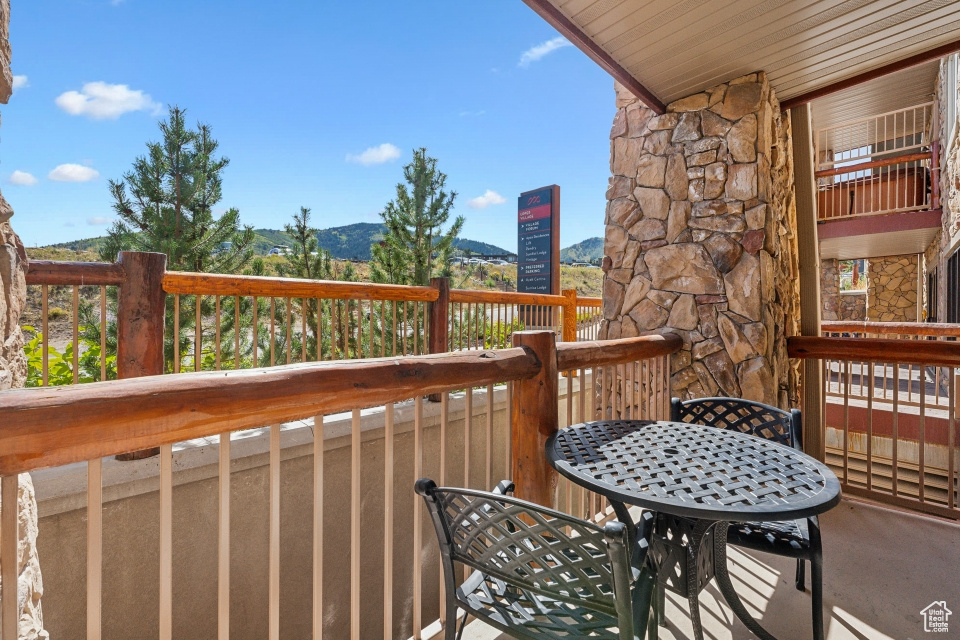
top-left (545, 419), bottom-right (841, 640)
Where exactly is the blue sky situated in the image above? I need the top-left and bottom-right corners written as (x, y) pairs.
top-left (3, 1), bottom-right (614, 250)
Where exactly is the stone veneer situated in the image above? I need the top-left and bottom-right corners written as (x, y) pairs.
top-left (927, 56), bottom-right (960, 316)
top-left (0, 0), bottom-right (47, 636)
top-left (820, 259), bottom-right (840, 321)
top-left (866, 255), bottom-right (919, 322)
top-left (820, 258), bottom-right (866, 322)
top-left (602, 72), bottom-right (799, 408)
top-left (839, 293), bottom-right (866, 321)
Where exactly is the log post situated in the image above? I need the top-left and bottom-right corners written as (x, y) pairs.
top-left (561, 289), bottom-right (577, 343)
top-left (115, 251), bottom-right (168, 460)
top-left (510, 330), bottom-right (558, 508)
top-left (427, 277), bottom-right (450, 402)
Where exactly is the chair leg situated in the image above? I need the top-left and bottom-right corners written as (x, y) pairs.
top-left (811, 555), bottom-right (824, 640)
top-left (795, 558), bottom-right (806, 591)
top-left (656, 582), bottom-right (666, 627)
top-left (446, 603), bottom-right (464, 640)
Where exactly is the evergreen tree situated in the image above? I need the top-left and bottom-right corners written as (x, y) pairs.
top-left (99, 106), bottom-right (254, 273)
top-left (95, 106), bottom-right (255, 372)
top-left (370, 148), bottom-right (462, 286)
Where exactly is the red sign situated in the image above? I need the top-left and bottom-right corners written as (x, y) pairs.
top-left (518, 204), bottom-right (551, 223)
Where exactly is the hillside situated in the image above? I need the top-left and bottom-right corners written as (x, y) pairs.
top-left (42, 223), bottom-right (513, 261)
top-left (560, 237), bottom-right (603, 263)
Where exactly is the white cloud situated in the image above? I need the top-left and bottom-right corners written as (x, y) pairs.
top-left (468, 190), bottom-right (506, 210)
top-left (49, 164), bottom-right (100, 182)
top-left (346, 143), bottom-right (402, 166)
top-left (12, 75), bottom-right (28, 90)
top-left (55, 81), bottom-right (161, 119)
top-left (87, 216), bottom-right (113, 225)
top-left (9, 170), bottom-right (37, 186)
top-left (519, 36), bottom-right (572, 67)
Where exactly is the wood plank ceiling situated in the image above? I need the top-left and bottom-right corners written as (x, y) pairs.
top-left (530, 0), bottom-right (960, 107)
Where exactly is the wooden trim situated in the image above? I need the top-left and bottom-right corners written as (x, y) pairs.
top-left (823, 321), bottom-right (960, 337)
top-left (791, 104), bottom-right (825, 461)
top-left (781, 38), bottom-right (960, 110)
top-left (162, 271), bottom-right (440, 302)
top-left (556, 334), bottom-right (682, 371)
top-left (519, 0), bottom-right (666, 114)
top-left (0, 349), bottom-right (541, 475)
top-left (577, 297), bottom-right (602, 307)
top-left (25, 260), bottom-right (125, 286)
top-left (448, 288), bottom-right (565, 306)
top-left (561, 290), bottom-right (577, 343)
top-left (813, 152), bottom-right (930, 178)
top-left (788, 336), bottom-right (960, 367)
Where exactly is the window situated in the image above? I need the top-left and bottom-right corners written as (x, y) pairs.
top-left (947, 250), bottom-right (960, 323)
top-left (927, 269), bottom-right (938, 323)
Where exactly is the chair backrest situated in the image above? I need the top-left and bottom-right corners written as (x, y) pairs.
top-left (671, 396), bottom-right (802, 449)
top-left (415, 478), bottom-right (629, 617)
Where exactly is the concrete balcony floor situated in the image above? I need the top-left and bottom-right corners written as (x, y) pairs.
top-left (462, 497), bottom-right (960, 640)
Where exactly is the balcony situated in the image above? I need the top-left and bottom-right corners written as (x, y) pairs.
top-left (814, 103), bottom-right (942, 260)
top-left (2, 256), bottom-right (958, 640)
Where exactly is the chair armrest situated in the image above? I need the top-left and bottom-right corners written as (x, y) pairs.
top-left (493, 480), bottom-right (515, 496)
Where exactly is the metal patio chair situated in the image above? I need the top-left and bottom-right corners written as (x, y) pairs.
top-left (671, 397), bottom-right (825, 640)
top-left (415, 478), bottom-right (657, 640)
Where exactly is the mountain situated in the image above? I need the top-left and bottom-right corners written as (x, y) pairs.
top-left (560, 237), bottom-right (603, 263)
top-left (45, 223), bottom-right (512, 262)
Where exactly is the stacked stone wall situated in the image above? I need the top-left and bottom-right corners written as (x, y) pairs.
top-left (603, 72), bottom-right (799, 409)
top-left (838, 293), bottom-right (866, 321)
top-left (0, 0), bottom-right (47, 635)
top-left (821, 259), bottom-right (839, 321)
top-left (866, 255), bottom-right (919, 322)
top-left (929, 58), bottom-right (960, 317)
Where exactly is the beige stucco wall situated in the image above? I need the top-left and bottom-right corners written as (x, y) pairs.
top-left (33, 377), bottom-right (590, 639)
top-left (602, 72), bottom-right (799, 409)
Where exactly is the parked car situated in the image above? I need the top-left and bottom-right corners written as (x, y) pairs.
top-left (488, 259), bottom-right (510, 266)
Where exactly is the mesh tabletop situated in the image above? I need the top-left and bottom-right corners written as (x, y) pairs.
top-left (546, 420), bottom-right (841, 521)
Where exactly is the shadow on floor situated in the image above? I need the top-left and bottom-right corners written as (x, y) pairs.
top-left (462, 497), bottom-right (960, 640)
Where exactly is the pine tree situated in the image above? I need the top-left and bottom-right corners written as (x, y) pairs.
top-left (96, 106), bottom-right (255, 371)
top-left (370, 148), bottom-right (462, 286)
top-left (99, 106), bottom-right (254, 273)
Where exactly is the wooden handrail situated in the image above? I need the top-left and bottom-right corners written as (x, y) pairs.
top-left (0, 348), bottom-right (541, 475)
top-left (25, 260), bottom-right (125, 286)
top-left (162, 272), bottom-right (439, 302)
top-left (557, 334), bottom-right (682, 371)
top-left (577, 297), bottom-right (602, 307)
top-left (823, 321), bottom-right (960, 338)
top-left (788, 336), bottom-right (960, 367)
top-left (448, 289), bottom-right (566, 306)
top-left (0, 332), bottom-right (684, 475)
top-left (813, 152), bottom-right (929, 178)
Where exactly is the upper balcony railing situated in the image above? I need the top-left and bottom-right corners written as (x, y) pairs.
top-left (814, 102), bottom-right (939, 220)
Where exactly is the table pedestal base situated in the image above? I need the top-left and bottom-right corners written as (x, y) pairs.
top-left (646, 514), bottom-right (778, 640)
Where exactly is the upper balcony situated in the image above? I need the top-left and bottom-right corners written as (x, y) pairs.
top-left (814, 101), bottom-right (942, 261)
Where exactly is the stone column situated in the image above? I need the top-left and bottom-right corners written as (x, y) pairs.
top-left (602, 72), bottom-right (800, 408)
top-left (866, 254), bottom-right (919, 322)
top-left (0, 0), bottom-right (48, 637)
top-left (820, 259), bottom-right (839, 321)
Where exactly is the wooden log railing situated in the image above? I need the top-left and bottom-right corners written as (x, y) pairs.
top-left (789, 335), bottom-right (959, 520)
top-left (22, 253), bottom-right (602, 391)
top-left (0, 332), bottom-right (680, 640)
